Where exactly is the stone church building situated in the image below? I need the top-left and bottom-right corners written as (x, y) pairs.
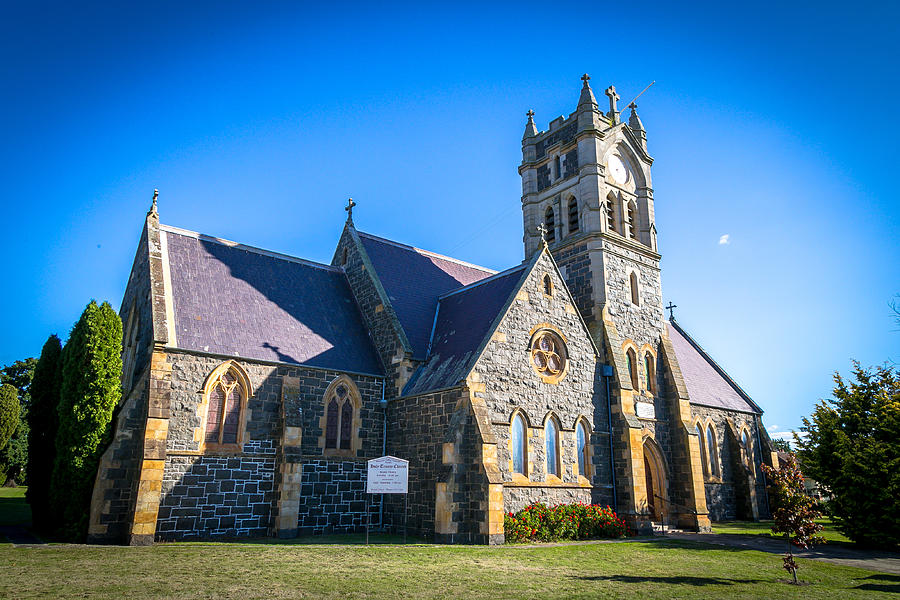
top-left (88, 76), bottom-right (780, 545)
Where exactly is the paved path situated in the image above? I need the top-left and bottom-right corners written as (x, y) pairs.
top-left (666, 532), bottom-right (900, 575)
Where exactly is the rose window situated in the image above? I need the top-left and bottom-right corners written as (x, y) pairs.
top-left (531, 331), bottom-right (566, 380)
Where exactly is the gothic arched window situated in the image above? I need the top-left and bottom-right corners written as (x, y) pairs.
top-left (544, 207), bottom-right (556, 244)
top-left (741, 429), bottom-right (752, 467)
top-left (568, 197), bottom-right (579, 234)
top-left (203, 362), bottom-right (249, 449)
top-left (545, 416), bottom-right (560, 477)
top-left (696, 423), bottom-right (709, 477)
top-left (321, 377), bottom-right (361, 455)
top-left (627, 201), bottom-right (638, 240)
top-left (630, 272), bottom-right (640, 306)
top-left (543, 274), bottom-right (553, 297)
top-left (511, 413), bottom-right (527, 476)
top-left (576, 420), bottom-right (589, 478)
top-left (626, 348), bottom-right (639, 390)
top-left (706, 424), bottom-right (720, 477)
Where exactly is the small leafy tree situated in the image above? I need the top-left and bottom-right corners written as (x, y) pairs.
top-left (50, 301), bottom-right (122, 540)
top-left (0, 357), bottom-right (36, 486)
top-left (795, 363), bottom-right (900, 547)
top-left (26, 335), bottom-right (63, 531)
top-left (761, 454), bottom-right (825, 584)
top-left (0, 384), bottom-right (20, 451)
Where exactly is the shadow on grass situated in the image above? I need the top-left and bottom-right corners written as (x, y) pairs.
top-left (574, 574), bottom-right (766, 586)
top-left (0, 493), bottom-right (31, 527)
top-left (168, 533), bottom-right (431, 546)
top-left (854, 573), bottom-right (900, 593)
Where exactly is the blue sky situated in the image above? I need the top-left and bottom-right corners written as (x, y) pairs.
top-left (1, 1), bottom-right (897, 439)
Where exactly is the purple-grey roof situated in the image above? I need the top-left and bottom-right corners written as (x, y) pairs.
top-left (403, 265), bottom-right (527, 396)
top-left (667, 321), bottom-right (761, 414)
top-left (164, 227), bottom-right (383, 375)
top-left (357, 232), bottom-right (495, 359)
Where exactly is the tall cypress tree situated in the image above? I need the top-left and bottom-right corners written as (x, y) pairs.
top-left (51, 301), bottom-right (122, 540)
top-left (25, 334), bottom-right (62, 533)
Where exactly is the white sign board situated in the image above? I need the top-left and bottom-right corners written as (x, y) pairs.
top-left (635, 400), bottom-right (655, 420)
top-left (366, 455), bottom-right (409, 494)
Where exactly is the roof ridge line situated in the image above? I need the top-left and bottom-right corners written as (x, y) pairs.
top-left (668, 320), bottom-right (763, 413)
top-left (160, 224), bottom-right (341, 272)
top-left (437, 263), bottom-right (527, 301)
top-left (356, 230), bottom-right (497, 274)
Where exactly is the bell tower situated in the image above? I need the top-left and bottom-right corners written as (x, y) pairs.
top-left (519, 76), bottom-right (710, 533)
top-left (519, 74), bottom-right (662, 341)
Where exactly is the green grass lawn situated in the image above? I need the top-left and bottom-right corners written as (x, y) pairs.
top-left (0, 486), bottom-right (30, 527)
top-left (2, 538), bottom-right (896, 599)
top-left (713, 518), bottom-right (854, 544)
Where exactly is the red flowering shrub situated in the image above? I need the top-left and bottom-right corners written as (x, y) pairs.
top-left (503, 502), bottom-right (627, 543)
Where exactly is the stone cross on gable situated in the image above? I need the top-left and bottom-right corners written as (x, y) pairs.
top-left (537, 223), bottom-right (548, 246)
top-left (666, 302), bottom-right (677, 321)
top-left (345, 197), bottom-right (356, 221)
top-left (526, 109), bottom-right (535, 118)
top-left (581, 73), bottom-right (590, 85)
top-left (605, 85), bottom-right (620, 116)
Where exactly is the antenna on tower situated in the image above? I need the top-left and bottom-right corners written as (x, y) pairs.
top-left (624, 81), bottom-right (656, 109)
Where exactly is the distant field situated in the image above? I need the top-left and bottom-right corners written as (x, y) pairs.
top-left (713, 518), bottom-right (854, 544)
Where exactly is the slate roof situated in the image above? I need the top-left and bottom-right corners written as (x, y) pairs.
top-left (403, 265), bottom-right (527, 396)
top-left (667, 320), bottom-right (761, 414)
top-left (357, 231), bottom-right (496, 359)
top-left (163, 226), bottom-right (383, 375)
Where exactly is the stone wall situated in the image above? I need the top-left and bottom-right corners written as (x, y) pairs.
top-left (554, 242), bottom-right (595, 329)
top-left (470, 252), bottom-right (614, 510)
top-left (155, 350), bottom-right (385, 541)
top-left (691, 405), bottom-right (769, 521)
top-left (599, 240), bottom-right (663, 350)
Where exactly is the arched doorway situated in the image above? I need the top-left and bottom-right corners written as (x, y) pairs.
top-left (642, 437), bottom-right (668, 522)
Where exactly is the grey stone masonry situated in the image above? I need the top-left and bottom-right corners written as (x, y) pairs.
top-left (296, 458), bottom-right (370, 534)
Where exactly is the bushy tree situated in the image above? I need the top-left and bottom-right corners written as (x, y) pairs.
top-left (26, 335), bottom-right (62, 531)
top-left (0, 384), bottom-right (20, 451)
top-left (770, 438), bottom-right (792, 453)
top-left (0, 357), bottom-right (36, 486)
top-left (50, 301), bottom-right (122, 540)
top-left (795, 362), bottom-right (900, 548)
top-left (761, 454), bottom-right (825, 584)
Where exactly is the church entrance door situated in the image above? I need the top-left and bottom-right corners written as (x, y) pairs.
top-left (642, 438), bottom-right (667, 522)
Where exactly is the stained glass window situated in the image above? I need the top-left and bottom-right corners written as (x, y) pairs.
top-left (707, 425), bottom-right (719, 477)
top-left (546, 418), bottom-right (559, 477)
top-left (205, 365), bottom-right (245, 447)
top-left (325, 399), bottom-right (339, 449)
top-left (340, 401), bottom-right (353, 450)
top-left (626, 349), bottom-right (639, 389)
top-left (512, 414), bottom-right (526, 475)
top-left (644, 353), bottom-right (653, 391)
top-left (696, 423), bottom-right (708, 477)
top-left (323, 379), bottom-right (358, 453)
top-left (531, 331), bottom-right (566, 381)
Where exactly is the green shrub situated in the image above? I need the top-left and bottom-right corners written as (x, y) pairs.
top-left (0, 384), bottom-right (20, 452)
top-left (51, 301), bottom-right (122, 540)
top-left (26, 335), bottom-right (62, 532)
top-left (504, 502), bottom-right (627, 543)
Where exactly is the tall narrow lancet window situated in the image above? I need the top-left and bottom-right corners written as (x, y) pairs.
top-left (204, 363), bottom-right (247, 447)
top-left (545, 207), bottom-right (556, 243)
top-left (626, 348), bottom-right (639, 390)
top-left (325, 399), bottom-right (339, 448)
top-left (568, 197), bottom-right (579, 234)
top-left (512, 413), bottom-right (527, 475)
top-left (741, 430), bottom-right (752, 467)
top-left (706, 424), bottom-right (720, 477)
top-left (545, 418), bottom-right (560, 477)
top-left (630, 272), bottom-right (640, 306)
top-left (627, 201), bottom-right (638, 240)
top-left (644, 352), bottom-right (654, 393)
top-left (606, 193), bottom-right (617, 233)
top-left (576, 421), bottom-right (589, 477)
top-left (696, 423), bottom-right (709, 477)
top-left (340, 401), bottom-right (353, 449)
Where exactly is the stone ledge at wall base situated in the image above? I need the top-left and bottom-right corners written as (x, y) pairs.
top-left (435, 532), bottom-right (505, 545)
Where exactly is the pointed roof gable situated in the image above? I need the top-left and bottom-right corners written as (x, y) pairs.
top-left (402, 264), bottom-right (528, 396)
top-left (356, 231), bottom-right (496, 359)
top-left (163, 226), bottom-right (383, 375)
top-left (667, 320), bottom-right (761, 414)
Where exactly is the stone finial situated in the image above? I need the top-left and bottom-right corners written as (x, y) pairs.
top-left (666, 302), bottom-right (677, 321)
top-left (345, 197), bottom-right (356, 223)
top-left (605, 85), bottom-right (620, 121)
top-left (523, 110), bottom-right (538, 139)
top-left (578, 73), bottom-right (597, 109)
top-left (537, 223), bottom-right (548, 247)
top-left (628, 102), bottom-right (645, 132)
top-left (148, 189), bottom-right (159, 217)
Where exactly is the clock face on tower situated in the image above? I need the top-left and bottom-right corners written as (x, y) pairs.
top-left (608, 155), bottom-right (628, 185)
